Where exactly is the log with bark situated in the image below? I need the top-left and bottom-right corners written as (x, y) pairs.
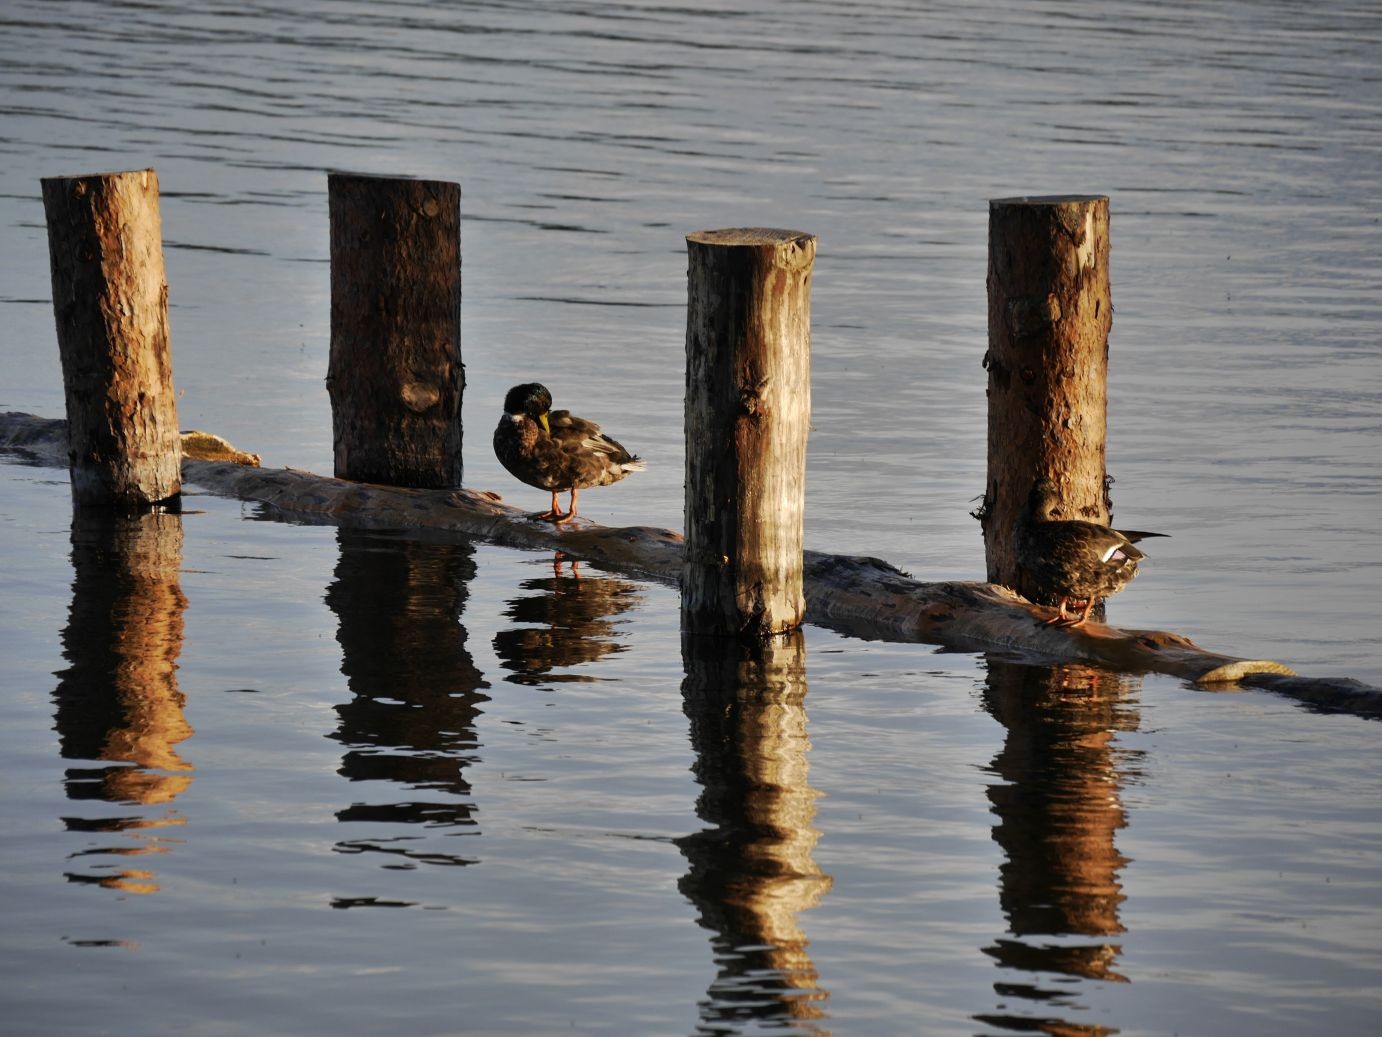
top-left (3, 410), bottom-right (1378, 718)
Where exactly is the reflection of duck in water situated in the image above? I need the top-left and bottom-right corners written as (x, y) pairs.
top-left (492, 382), bottom-right (645, 523)
top-left (492, 556), bottom-right (642, 684)
top-left (1015, 480), bottom-right (1168, 627)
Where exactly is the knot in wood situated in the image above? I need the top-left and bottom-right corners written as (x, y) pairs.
top-left (737, 375), bottom-right (770, 419)
top-left (400, 380), bottom-right (441, 413)
top-left (1007, 294), bottom-right (1062, 338)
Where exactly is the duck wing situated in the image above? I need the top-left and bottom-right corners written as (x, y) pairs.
top-left (1112, 528), bottom-right (1169, 544)
top-left (548, 410), bottom-right (645, 486)
top-left (1019, 519), bottom-right (1149, 600)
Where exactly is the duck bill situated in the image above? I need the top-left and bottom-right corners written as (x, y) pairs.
top-left (539, 413), bottom-right (550, 434)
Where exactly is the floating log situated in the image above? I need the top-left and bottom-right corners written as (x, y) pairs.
top-left (326, 172), bottom-right (463, 488)
top-left (3, 410), bottom-right (1379, 718)
top-left (980, 195), bottom-right (1112, 601)
top-left (683, 228), bottom-right (816, 638)
top-left (41, 168), bottom-right (181, 508)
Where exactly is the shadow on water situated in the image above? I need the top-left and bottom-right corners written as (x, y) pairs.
top-left (52, 508), bottom-right (192, 897)
top-left (975, 657), bottom-right (1143, 1037)
top-left (678, 631), bottom-right (834, 1036)
top-left (325, 529), bottom-right (490, 885)
top-left (492, 553), bottom-right (643, 685)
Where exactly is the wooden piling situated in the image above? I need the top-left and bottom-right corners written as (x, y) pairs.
top-left (980, 195), bottom-right (1112, 602)
top-left (327, 172), bottom-right (463, 488)
top-left (41, 168), bottom-right (181, 508)
top-left (683, 227), bottom-right (815, 638)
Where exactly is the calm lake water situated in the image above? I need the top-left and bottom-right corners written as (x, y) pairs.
top-left (2, 1), bottom-right (1381, 1034)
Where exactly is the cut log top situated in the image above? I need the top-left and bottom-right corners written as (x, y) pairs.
top-left (686, 227), bottom-right (815, 248)
top-left (990, 194), bottom-right (1109, 207)
top-left (3, 410), bottom-right (1378, 718)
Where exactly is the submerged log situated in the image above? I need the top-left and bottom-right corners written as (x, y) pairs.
top-left (4, 411), bottom-right (1378, 717)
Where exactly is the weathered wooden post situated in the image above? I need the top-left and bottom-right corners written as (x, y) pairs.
top-left (979, 195), bottom-right (1112, 602)
top-left (41, 168), bottom-right (181, 508)
top-left (683, 228), bottom-right (815, 638)
top-left (327, 172), bottom-right (463, 488)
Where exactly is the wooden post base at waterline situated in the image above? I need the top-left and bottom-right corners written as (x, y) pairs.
top-left (5, 411), bottom-right (1378, 717)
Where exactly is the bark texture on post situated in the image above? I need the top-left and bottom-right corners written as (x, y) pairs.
top-left (981, 195), bottom-right (1112, 602)
top-left (327, 172), bottom-right (462, 488)
top-left (684, 228), bottom-right (815, 638)
top-left (41, 168), bottom-right (181, 507)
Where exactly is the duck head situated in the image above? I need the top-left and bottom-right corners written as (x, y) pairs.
top-left (503, 382), bottom-right (553, 433)
top-left (1026, 478), bottom-right (1063, 522)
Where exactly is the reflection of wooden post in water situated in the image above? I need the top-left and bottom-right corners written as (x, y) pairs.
top-left (976, 658), bottom-right (1139, 1035)
top-left (678, 631), bottom-right (832, 1030)
top-left (326, 531), bottom-right (488, 869)
top-left (53, 509), bottom-right (191, 894)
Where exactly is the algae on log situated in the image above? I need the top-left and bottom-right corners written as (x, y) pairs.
top-left (3, 411), bottom-right (1378, 718)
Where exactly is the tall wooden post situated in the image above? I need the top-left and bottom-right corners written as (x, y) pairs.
top-left (980, 196), bottom-right (1111, 601)
top-left (41, 168), bottom-right (181, 508)
top-left (683, 228), bottom-right (815, 638)
top-left (327, 172), bottom-right (462, 488)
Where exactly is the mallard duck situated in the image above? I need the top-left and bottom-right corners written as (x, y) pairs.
top-left (1015, 480), bottom-right (1168, 627)
top-left (493, 382), bottom-right (645, 524)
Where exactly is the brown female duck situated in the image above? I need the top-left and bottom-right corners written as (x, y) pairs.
top-left (1015, 480), bottom-right (1168, 627)
top-left (493, 382), bottom-right (645, 524)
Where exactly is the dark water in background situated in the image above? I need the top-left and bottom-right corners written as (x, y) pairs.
top-left (2, 2), bottom-right (1381, 1034)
